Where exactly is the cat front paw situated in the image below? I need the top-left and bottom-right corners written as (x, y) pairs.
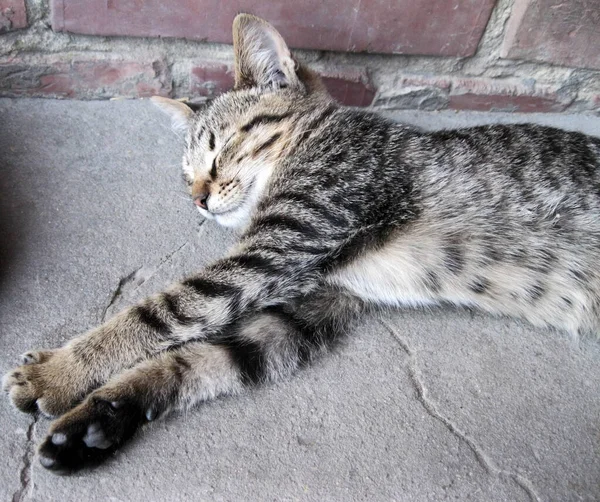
top-left (38, 391), bottom-right (148, 473)
top-left (3, 349), bottom-right (88, 417)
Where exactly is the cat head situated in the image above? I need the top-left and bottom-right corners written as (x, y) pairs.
top-left (152, 14), bottom-right (332, 228)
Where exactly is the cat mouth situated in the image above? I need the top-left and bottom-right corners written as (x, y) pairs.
top-left (209, 206), bottom-right (239, 216)
top-left (196, 199), bottom-right (243, 218)
top-left (206, 179), bottom-right (254, 216)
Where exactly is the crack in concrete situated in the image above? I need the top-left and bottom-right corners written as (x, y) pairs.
top-left (99, 237), bottom-right (195, 323)
top-left (100, 267), bottom-right (141, 322)
top-left (11, 415), bottom-right (38, 502)
top-left (379, 319), bottom-right (542, 502)
top-left (141, 240), bottom-right (190, 286)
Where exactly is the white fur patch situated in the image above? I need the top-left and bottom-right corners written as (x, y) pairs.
top-left (329, 232), bottom-right (439, 308)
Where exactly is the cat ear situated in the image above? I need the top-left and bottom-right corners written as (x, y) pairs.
top-left (150, 96), bottom-right (194, 132)
top-left (232, 14), bottom-right (301, 91)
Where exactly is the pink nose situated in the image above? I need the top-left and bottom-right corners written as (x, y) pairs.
top-left (193, 193), bottom-right (208, 210)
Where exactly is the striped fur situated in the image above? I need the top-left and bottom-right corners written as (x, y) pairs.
top-left (4, 14), bottom-right (600, 472)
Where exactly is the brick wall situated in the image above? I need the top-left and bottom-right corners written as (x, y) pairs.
top-left (1, 0), bottom-right (599, 113)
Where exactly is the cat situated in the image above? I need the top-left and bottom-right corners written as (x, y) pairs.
top-left (3, 13), bottom-right (600, 473)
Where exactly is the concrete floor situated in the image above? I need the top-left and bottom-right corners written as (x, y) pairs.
top-left (1, 98), bottom-right (599, 502)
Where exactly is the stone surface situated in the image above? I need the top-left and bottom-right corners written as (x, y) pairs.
top-left (1, 99), bottom-right (600, 501)
top-left (502, 0), bottom-right (600, 70)
top-left (0, 0), bottom-right (26, 33)
top-left (375, 76), bottom-right (452, 111)
top-left (50, 0), bottom-right (496, 57)
top-left (0, 55), bottom-right (171, 98)
top-left (375, 75), bottom-right (572, 113)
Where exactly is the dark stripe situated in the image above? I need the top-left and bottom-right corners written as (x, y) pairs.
top-left (298, 104), bottom-right (336, 143)
top-left (210, 158), bottom-right (217, 179)
top-left (243, 241), bottom-right (326, 258)
top-left (288, 242), bottom-right (329, 256)
top-left (183, 276), bottom-right (239, 297)
top-left (227, 290), bottom-right (244, 319)
top-left (262, 304), bottom-right (341, 368)
top-left (267, 191), bottom-right (348, 228)
top-left (241, 113), bottom-right (291, 133)
top-left (252, 213), bottom-right (316, 236)
top-left (171, 355), bottom-right (192, 384)
top-left (425, 271), bottom-right (441, 293)
top-left (527, 284), bottom-right (545, 302)
top-left (224, 253), bottom-right (279, 275)
top-left (136, 304), bottom-right (171, 336)
top-left (569, 268), bottom-right (586, 283)
top-left (444, 243), bottom-right (464, 275)
top-left (327, 224), bottom-right (394, 270)
top-left (208, 131), bottom-right (215, 151)
top-left (162, 293), bottom-right (197, 325)
top-left (253, 132), bottom-right (282, 157)
top-left (214, 337), bottom-right (266, 385)
top-left (469, 277), bottom-right (490, 294)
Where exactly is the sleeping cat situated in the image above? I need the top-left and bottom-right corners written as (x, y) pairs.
top-left (4, 14), bottom-right (600, 473)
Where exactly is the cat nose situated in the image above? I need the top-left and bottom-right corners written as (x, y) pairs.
top-left (193, 193), bottom-right (209, 210)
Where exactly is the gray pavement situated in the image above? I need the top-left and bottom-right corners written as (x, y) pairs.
top-left (1, 98), bottom-right (599, 502)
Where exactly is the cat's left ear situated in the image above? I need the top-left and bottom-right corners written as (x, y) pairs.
top-left (232, 14), bottom-right (301, 91)
top-left (150, 96), bottom-right (194, 132)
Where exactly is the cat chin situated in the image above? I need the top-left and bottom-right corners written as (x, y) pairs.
top-left (214, 206), bottom-right (251, 228)
top-left (197, 205), bottom-right (250, 229)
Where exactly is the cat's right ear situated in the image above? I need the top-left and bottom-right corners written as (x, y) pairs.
top-left (150, 96), bottom-right (194, 132)
top-left (232, 14), bottom-right (301, 91)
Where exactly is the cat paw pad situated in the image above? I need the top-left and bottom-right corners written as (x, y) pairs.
top-left (38, 395), bottom-right (146, 473)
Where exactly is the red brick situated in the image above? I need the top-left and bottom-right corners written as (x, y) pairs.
top-left (449, 78), bottom-right (567, 113)
top-left (321, 76), bottom-right (375, 107)
top-left (51, 0), bottom-right (495, 57)
top-left (189, 63), bottom-right (234, 98)
top-left (320, 68), bottom-right (376, 107)
top-left (449, 94), bottom-right (566, 113)
top-left (0, 55), bottom-right (171, 99)
top-left (188, 62), bottom-right (375, 107)
top-left (0, 0), bottom-right (26, 33)
top-left (502, 0), bottom-right (600, 70)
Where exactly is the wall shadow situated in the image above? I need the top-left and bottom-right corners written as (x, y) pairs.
top-left (0, 101), bottom-right (35, 293)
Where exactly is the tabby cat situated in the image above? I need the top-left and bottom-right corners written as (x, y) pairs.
top-left (4, 14), bottom-right (600, 473)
